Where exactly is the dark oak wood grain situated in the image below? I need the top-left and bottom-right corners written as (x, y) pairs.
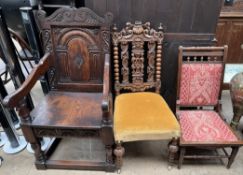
top-left (3, 53), bottom-right (50, 108)
top-left (3, 7), bottom-right (115, 171)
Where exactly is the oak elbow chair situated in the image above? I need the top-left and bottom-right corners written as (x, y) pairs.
top-left (112, 21), bottom-right (181, 171)
top-left (3, 7), bottom-right (116, 171)
top-left (176, 46), bottom-right (243, 169)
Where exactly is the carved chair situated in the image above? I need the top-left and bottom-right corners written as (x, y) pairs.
top-left (112, 21), bottom-right (180, 171)
top-left (176, 46), bottom-right (243, 169)
top-left (3, 7), bottom-right (115, 171)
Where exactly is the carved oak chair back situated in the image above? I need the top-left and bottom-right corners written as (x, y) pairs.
top-left (36, 7), bottom-right (113, 92)
top-left (112, 21), bottom-right (164, 95)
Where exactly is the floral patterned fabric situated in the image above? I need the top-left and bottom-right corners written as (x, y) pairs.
top-left (179, 110), bottom-right (238, 142)
top-left (179, 63), bottom-right (223, 106)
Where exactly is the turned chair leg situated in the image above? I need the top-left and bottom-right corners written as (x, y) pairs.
top-left (178, 147), bottom-right (185, 169)
top-left (168, 138), bottom-right (179, 166)
top-left (114, 142), bottom-right (125, 172)
top-left (22, 126), bottom-right (46, 169)
top-left (227, 147), bottom-right (239, 169)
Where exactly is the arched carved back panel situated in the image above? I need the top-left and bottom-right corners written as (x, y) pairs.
top-left (112, 21), bottom-right (164, 95)
top-left (36, 7), bottom-right (113, 91)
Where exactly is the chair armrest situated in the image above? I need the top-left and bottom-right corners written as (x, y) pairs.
top-left (3, 53), bottom-right (51, 108)
top-left (102, 54), bottom-right (111, 120)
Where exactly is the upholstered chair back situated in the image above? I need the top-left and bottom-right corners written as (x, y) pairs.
top-left (177, 46), bottom-right (227, 107)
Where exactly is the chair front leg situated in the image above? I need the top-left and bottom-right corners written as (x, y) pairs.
top-left (227, 146), bottom-right (239, 169)
top-left (17, 100), bottom-right (46, 169)
top-left (22, 125), bottom-right (46, 169)
top-left (100, 125), bottom-right (115, 169)
top-left (114, 142), bottom-right (125, 172)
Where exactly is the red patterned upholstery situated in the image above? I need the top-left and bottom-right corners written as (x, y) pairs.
top-left (179, 63), bottom-right (223, 106)
top-left (179, 110), bottom-right (238, 142)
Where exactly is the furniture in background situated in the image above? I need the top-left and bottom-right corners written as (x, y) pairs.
top-left (0, 28), bottom-right (34, 84)
top-left (216, 0), bottom-right (243, 89)
top-left (176, 46), bottom-right (243, 169)
top-left (3, 7), bottom-right (115, 171)
top-left (230, 72), bottom-right (243, 129)
top-left (0, 73), bottom-right (27, 154)
top-left (112, 21), bottom-right (180, 171)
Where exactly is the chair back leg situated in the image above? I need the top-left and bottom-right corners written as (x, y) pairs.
top-left (168, 138), bottom-right (179, 165)
top-left (178, 147), bottom-right (186, 169)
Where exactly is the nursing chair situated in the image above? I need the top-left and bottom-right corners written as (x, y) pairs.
top-left (112, 21), bottom-right (180, 171)
top-left (177, 46), bottom-right (243, 169)
top-left (3, 7), bottom-right (115, 171)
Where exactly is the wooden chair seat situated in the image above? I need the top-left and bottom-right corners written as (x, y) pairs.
top-left (31, 91), bottom-right (103, 128)
top-left (179, 110), bottom-right (238, 143)
top-left (114, 92), bottom-right (180, 142)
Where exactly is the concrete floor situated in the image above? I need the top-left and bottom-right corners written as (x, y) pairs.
top-left (1, 81), bottom-right (243, 175)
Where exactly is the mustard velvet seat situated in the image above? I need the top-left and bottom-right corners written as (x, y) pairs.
top-left (114, 92), bottom-right (180, 142)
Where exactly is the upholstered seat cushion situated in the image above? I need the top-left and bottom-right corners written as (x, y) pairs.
top-left (178, 110), bottom-right (238, 142)
top-left (114, 92), bottom-right (180, 142)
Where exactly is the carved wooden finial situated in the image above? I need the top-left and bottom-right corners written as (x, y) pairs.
top-left (158, 23), bottom-right (163, 31)
top-left (135, 21), bottom-right (142, 25)
top-left (113, 24), bottom-right (118, 31)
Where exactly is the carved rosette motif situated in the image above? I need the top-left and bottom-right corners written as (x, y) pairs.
top-left (112, 21), bottom-right (164, 93)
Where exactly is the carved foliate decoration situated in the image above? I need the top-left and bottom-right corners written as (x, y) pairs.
top-left (38, 7), bottom-right (113, 26)
top-left (101, 30), bottom-right (110, 52)
top-left (112, 21), bottom-right (164, 94)
top-left (34, 128), bottom-right (99, 137)
top-left (120, 82), bottom-right (155, 92)
top-left (38, 7), bottom-right (113, 53)
top-left (42, 30), bottom-right (52, 52)
top-left (121, 42), bottom-right (129, 83)
top-left (147, 41), bottom-right (156, 82)
top-left (36, 7), bottom-right (112, 90)
top-left (48, 67), bottom-right (56, 89)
